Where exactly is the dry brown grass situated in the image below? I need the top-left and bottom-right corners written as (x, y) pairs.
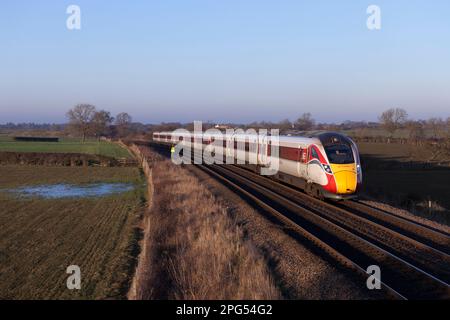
top-left (130, 146), bottom-right (280, 300)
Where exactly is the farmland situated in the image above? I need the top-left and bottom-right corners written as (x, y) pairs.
top-left (357, 142), bottom-right (450, 164)
top-left (356, 141), bottom-right (450, 224)
top-left (0, 165), bottom-right (144, 299)
top-left (0, 136), bottom-right (131, 159)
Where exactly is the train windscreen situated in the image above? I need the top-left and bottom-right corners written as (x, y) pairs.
top-left (324, 144), bottom-right (354, 164)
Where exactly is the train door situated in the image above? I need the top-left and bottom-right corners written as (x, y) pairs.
top-left (298, 146), bottom-right (307, 178)
top-left (258, 135), bottom-right (269, 166)
top-left (226, 133), bottom-right (235, 163)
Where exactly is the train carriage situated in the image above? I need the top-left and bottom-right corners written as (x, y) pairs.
top-left (153, 131), bottom-right (362, 200)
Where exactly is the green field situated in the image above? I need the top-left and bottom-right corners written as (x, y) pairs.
top-left (0, 136), bottom-right (131, 159)
top-left (0, 165), bottom-right (144, 299)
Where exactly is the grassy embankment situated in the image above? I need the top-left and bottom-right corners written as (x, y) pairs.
top-left (0, 165), bottom-right (145, 299)
top-left (130, 145), bottom-right (280, 300)
top-left (357, 142), bottom-right (450, 224)
top-left (0, 136), bottom-right (131, 159)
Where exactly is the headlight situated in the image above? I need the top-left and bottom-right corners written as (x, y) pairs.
top-left (322, 164), bottom-right (333, 174)
top-left (356, 164), bottom-right (361, 174)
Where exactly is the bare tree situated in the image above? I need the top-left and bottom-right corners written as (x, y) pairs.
top-left (445, 117), bottom-right (450, 156)
top-left (115, 112), bottom-right (133, 137)
top-left (426, 117), bottom-right (446, 140)
top-left (91, 110), bottom-right (114, 139)
top-left (405, 120), bottom-right (424, 145)
top-left (424, 118), bottom-right (450, 162)
top-left (379, 108), bottom-right (408, 140)
top-left (446, 117), bottom-right (450, 139)
top-left (294, 113), bottom-right (315, 131)
top-left (277, 119), bottom-right (293, 132)
top-left (66, 104), bottom-right (97, 142)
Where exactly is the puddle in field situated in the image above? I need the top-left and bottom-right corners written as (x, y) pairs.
top-left (7, 183), bottom-right (135, 199)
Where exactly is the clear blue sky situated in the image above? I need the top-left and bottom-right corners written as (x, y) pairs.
top-left (1, 0), bottom-right (449, 123)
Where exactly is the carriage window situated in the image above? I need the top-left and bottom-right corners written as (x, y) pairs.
top-left (324, 144), bottom-right (354, 164)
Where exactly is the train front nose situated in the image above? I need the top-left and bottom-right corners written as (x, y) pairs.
top-left (331, 164), bottom-right (357, 194)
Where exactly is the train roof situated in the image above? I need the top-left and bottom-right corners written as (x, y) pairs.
top-left (154, 130), bottom-right (350, 138)
top-left (153, 131), bottom-right (332, 145)
top-left (154, 131), bottom-right (352, 146)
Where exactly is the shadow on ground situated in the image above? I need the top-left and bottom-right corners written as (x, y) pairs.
top-left (360, 155), bottom-right (450, 225)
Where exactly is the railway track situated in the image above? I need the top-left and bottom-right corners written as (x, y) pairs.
top-left (337, 200), bottom-right (450, 255)
top-left (145, 142), bottom-right (450, 299)
top-left (197, 164), bottom-right (450, 300)
top-left (224, 165), bottom-right (450, 279)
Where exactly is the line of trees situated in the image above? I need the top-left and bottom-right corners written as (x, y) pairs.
top-left (3, 105), bottom-right (448, 146)
top-left (242, 113), bottom-right (315, 132)
top-left (66, 104), bottom-right (133, 141)
top-left (378, 107), bottom-right (450, 142)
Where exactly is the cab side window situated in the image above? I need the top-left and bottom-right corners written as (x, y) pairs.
top-left (311, 147), bottom-right (319, 160)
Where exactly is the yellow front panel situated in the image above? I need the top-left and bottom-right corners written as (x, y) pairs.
top-left (330, 164), bottom-right (357, 194)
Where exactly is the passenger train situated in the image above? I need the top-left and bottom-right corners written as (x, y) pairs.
top-left (153, 131), bottom-right (362, 200)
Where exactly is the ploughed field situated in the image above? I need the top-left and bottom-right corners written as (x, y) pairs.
top-left (0, 165), bottom-right (144, 299)
top-left (0, 136), bottom-right (131, 159)
top-left (357, 142), bottom-right (450, 224)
